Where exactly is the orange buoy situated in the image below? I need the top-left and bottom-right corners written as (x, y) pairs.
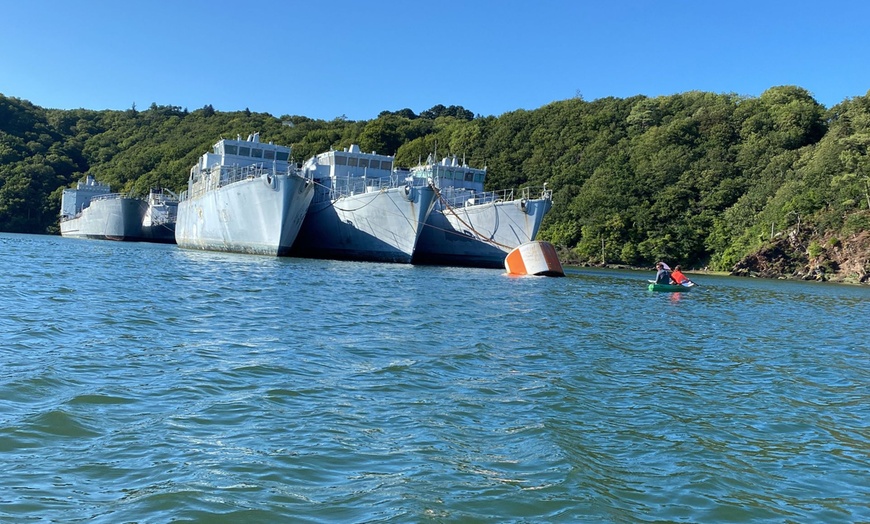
top-left (504, 240), bottom-right (565, 277)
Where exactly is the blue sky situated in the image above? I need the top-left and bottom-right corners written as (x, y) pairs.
top-left (2, 1), bottom-right (869, 121)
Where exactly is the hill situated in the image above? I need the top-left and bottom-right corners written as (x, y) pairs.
top-left (1, 89), bottom-right (868, 283)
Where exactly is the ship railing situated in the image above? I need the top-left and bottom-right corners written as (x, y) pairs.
top-left (149, 187), bottom-right (180, 204)
top-left (218, 163), bottom-right (279, 186)
top-left (90, 192), bottom-right (133, 201)
top-left (515, 186), bottom-right (553, 201)
top-left (532, 186), bottom-right (553, 200)
top-left (436, 186), bottom-right (552, 207)
top-left (436, 187), bottom-right (513, 207)
top-left (328, 174), bottom-right (401, 200)
top-left (181, 163), bottom-right (305, 200)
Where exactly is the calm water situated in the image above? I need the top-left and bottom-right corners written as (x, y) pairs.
top-left (1, 232), bottom-right (868, 523)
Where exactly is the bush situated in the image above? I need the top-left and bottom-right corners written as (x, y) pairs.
top-left (843, 211), bottom-right (870, 236)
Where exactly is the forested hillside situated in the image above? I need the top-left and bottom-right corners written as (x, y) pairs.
top-left (1, 88), bottom-right (869, 282)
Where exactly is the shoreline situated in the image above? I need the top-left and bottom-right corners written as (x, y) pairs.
top-left (566, 262), bottom-right (867, 286)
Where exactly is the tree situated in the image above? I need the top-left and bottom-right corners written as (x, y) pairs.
top-left (358, 115), bottom-right (404, 156)
top-left (420, 104), bottom-right (474, 121)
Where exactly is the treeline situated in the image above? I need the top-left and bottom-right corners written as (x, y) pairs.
top-left (1, 88), bottom-right (869, 272)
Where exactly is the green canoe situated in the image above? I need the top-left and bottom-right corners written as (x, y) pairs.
top-left (648, 282), bottom-right (692, 292)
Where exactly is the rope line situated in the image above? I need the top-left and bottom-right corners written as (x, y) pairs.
top-left (306, 179), bottom-right (421, 226)
top-left (432, 186), bottom-right (513, 250)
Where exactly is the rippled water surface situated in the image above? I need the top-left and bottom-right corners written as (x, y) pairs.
top-left (1, 232), bottom-right (869, 523)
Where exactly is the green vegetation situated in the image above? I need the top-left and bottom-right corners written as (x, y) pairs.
top-left (2, 87), bottom-right (869, 273)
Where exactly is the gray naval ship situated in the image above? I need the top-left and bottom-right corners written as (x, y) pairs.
top-left (410, 154), bottom-right (553, 268)
top-left (60, 175), bottom-right (178, 243)
top-left (175, 133), bottom-right (314, 256)
top-left (141, 187), bottom-right (179, 243)
top-left (290, 145), bottom-right (436, 263)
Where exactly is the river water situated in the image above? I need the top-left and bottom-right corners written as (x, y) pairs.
top-left (1, 232), bottom-right (868, 523)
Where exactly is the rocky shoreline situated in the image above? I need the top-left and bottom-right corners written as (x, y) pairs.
top-left (558, 229), bottom-right (870, 285)
top-left (731, 229), bottom-right (870, 285)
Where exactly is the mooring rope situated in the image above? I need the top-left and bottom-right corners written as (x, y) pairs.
top-left (432, 186), bottom-right (513, 250)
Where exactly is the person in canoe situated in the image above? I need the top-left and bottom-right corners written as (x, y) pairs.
top-left (670, 265), bottom-right (687, 284)
top-left (654, 262), bottom-right (672, 284)
top-left (670, 265), bottom-right (695, 287)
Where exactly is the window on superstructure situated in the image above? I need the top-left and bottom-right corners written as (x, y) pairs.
top-left (239, 147), bottom-right (251, 156)
top-left (382, 161), bottom-right (392, 171)
top-left (264, 150), bottom-right (275, 160)
top-left (359, 159), bottom-right (369, 168)
top-left (276, 151), bottom-right (289, 161)
top-left (369, 160), bottom-right (380, 170)
top-left (335, 155), bottom-right (347, 165)
top-left (465, 172), bottom-right (474, 182)
top-left (348, 157), bottom-right (358, 167)
top-left (475, 173), bottom-right (485, 183)
top-left (225, 145), bottom-right (238, 155)
top-left (252, 148), bottom-right (263, 158)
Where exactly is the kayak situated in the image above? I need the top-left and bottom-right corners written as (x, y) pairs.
top-left (648, 282), bottom-right (691, 292)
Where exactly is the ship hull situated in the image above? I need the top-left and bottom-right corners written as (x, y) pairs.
top-left (60, 197), bottom-right (147, 241)
top-left (413, 196), bottom-right (552, 268)
top-left (142, 223), bottom-right (177, 244)
top-left (292, 185), bottom-right (436, 263)
top-left (175, 174), bottom-right (313, 256)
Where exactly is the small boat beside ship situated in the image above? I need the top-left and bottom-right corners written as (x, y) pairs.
top-left (175, 133), bottom-right (314, 256)
top-left (60, 175), bottom-right (176, 243)
top-left (410, 154), bottom-right (553, 268)
top-left (290, 145), bottom-right (436, 263)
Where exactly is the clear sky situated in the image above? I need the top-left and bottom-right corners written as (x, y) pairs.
top-left (2, 0), bottom-right (869, 121)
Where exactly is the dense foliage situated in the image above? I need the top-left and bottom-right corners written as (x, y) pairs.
top-left (2, 88), bottom-right (869, 271)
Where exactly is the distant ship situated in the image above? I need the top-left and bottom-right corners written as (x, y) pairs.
top-left (410, 155), bottom-right (553, 268)
top-left (291, 145), bottom-right (436, 263)
top-left (60, 176), bottom-right (180, 243)
top-left (60, 175), bottom-right (147, 241)
top-left (141, 187), bottom-right (179, 244)
top-left (175, 133), bottom-right (314, 256)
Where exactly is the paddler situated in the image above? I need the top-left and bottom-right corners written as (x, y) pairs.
top-left (670, 265), bottom-right (694, 286)
top-left (654, 262), bottom-right (671, 284)
top-left (670, 265), bottom-right (688, 285)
